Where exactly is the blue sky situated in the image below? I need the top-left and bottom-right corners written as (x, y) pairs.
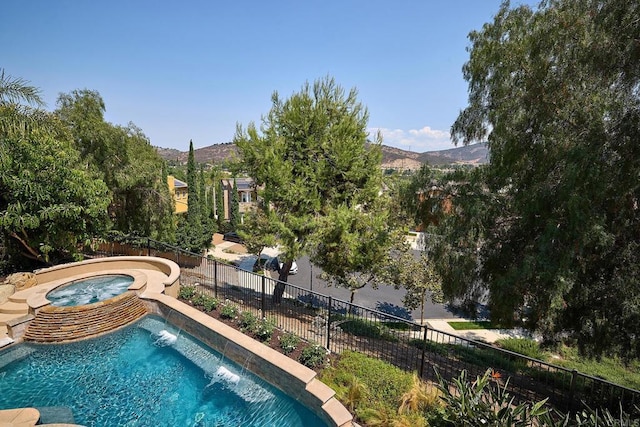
top-left (2, 1), bottom-right (537, 152)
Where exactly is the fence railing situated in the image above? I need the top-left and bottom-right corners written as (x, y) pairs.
top-left (90, 237), bottom-right (640, 418)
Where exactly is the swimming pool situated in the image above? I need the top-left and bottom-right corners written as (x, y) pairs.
top-left (46, 274), bottom-right (134, 306)
top-left (0, 316), bottom-right (327, 426)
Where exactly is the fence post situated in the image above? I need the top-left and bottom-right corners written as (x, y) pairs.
top-left (261, 275), bottom-right (266, 315)
top-left (326, 296), bottom-right (332, 350)
top-left (147, 238), bottom-right (151, 257)
top-left (420, 324), bottom-right (428, 377)
top-left (568, 369), bottom-right (578, 414)
top-left (213, 259), bottom-right (218, 299)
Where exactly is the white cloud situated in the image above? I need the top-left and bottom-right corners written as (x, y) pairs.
top-left (368, 126), bottom-right (455, 152)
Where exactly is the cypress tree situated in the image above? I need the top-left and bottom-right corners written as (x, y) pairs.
top-left (230, 178), bottom-right (240, 230)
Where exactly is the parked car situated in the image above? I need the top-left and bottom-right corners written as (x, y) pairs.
top-left (260, 256), bottom-right (298, 275)
top-left (283, 259), bottom-right (299, 275)
top-left (223, 231), bottom-right (243, 244)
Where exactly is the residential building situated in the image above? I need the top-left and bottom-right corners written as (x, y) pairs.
top-left (167, 175), bottom-right (188, 214)
top-left (220, 177), bottom-right (258, 221)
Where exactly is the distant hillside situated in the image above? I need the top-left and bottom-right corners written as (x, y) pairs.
top-left (378, 143), bottom-right (488, 169)
top-left (156, 142), bottom-right (239, 165)
top-left (155, 141), bottom-right (488, 169)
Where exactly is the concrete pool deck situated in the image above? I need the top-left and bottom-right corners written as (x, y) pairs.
top-left (0, 256), bottom-right (353, 427)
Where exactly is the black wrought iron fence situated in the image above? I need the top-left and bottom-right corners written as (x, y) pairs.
top-left (87, 236), bottom-right (640, 418)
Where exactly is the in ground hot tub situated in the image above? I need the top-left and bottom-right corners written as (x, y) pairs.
top-left (46, 274), bottom-right (135, 307)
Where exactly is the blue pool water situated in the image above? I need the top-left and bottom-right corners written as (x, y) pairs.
top-left (0, 316), bottom-right (327, 426)
top-left (46, 275), bottom-right (134, 306)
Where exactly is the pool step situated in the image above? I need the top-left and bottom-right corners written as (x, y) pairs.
top-left (23, 291), bottom-right (148, 343)
top-left (0, 300), bottom-right (29, 315)
top-left (8, 292), bottom-right (30, 303)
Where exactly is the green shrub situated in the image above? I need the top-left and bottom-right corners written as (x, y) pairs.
top-left (551, 345), bottom-right (640, 391)
top-left (451, 344), bottom-right (527, 374)
top-left (299, 343), bottom-right (328, 369)
top-left (329, 313), bottom-right (346, 322)
top-left (201, 295), bottom-right (218, 312)
top-left (191, 293), bottom-right (207, 307)
top-left (220, 300), bottom-right (239, 319)
top-left (549, 405), bottom-right (640, 427)
top-left (320, 350), bottom-right (423, 425)
top-left (434, 368), bottom-right (640, 426)
top-left (178, 285), bottom-right (196, 300)
top-left (279, 332), bottom-right (300, 354)
top-left (339, 318), bottom-right (398, 342)
top-left (436, 368), bottom-right (549, 425)
top-left (409, 338), bottom-right (449, 356)
top-left (254, 317), bottom-right (276, 342)
top-left (238, 311), bottom-right (258, 332)
top-left (381, 321), bottom-right (411, 331)
top-left (496, 337), bottom-right (543, 360)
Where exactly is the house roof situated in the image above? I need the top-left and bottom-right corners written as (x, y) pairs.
top-left (222, 177), bottom-right (254, 191)
top-left (173, 178), bottom-right (187, 188)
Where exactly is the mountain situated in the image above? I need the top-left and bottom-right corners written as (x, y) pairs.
top-left (155, 141), bottom-right (488, 169)
top-left (379, 143), bottom-right (488, 169)
top-left (156, 142), bottom-right (239, 165)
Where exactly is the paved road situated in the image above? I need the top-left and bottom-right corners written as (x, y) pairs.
top-left (284, 256), bottom-right (461, 322)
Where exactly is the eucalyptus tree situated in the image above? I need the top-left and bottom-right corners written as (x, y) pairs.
top-left (235, 76), bottom-right (390, 303)
top-left (450, 0), bottom-right (640, 357)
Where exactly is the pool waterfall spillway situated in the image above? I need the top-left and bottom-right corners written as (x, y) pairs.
top-left (1, 256), bottom-right (353, 427)
top-left (214, 365), bottom-right (241, 385)
top-left (153, 329), bottom-right (178, 346)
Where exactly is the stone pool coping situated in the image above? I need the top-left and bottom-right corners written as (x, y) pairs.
top-left (0, 407), bottom-right (82, 427)
top-left (33, 256), bottom-right (180, 298)
top-left (18, 269), bottom-right (147, 310)
top-left (0, 407), bottom-right (40, 426)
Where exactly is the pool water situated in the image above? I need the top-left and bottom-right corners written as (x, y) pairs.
top-left (0, 316), bottom-right (327, 426)
top-left (46, 275), bottom-right (134, 306)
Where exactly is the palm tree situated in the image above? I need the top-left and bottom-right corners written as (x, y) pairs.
top-left (0, 69), bottom-right (47, 137)
top-left (0, 69), bottom-right (44, 106)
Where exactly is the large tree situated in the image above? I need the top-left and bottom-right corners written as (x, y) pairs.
top-left (0, 71), bottom-right (110, 267)
top-left (55, 90), bottom-right (175, 242)
top-left (235, 77), bottom-right (387, 303)
top-left (312, 196), bottom-right (402, 306)
top-left (449, 0), bottom-right (640, 357)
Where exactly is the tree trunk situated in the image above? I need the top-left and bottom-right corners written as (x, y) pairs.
top-left (273, 260), bottom-right (292, 304)
top-left (10, 231), bottom-right (46, 264)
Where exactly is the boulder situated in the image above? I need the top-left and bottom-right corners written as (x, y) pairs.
top-left (4, 272), bottom-right (38, 291)
top-left (0, 284), bottom-right (15, 304)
